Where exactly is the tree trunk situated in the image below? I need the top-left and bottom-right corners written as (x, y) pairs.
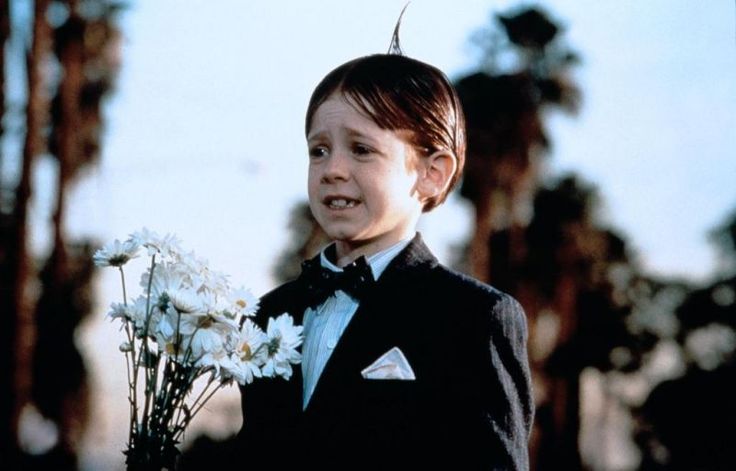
top-left (0, 0), bottom-right (51, 462)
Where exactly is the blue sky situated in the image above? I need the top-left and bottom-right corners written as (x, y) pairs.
top-left (66, 0), bottom-right (735, 292)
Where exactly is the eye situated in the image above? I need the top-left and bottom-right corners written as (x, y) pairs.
top-left (309, 145), bottom-right (329, 159)
top-left (351, 143), bottom-right (374, 156)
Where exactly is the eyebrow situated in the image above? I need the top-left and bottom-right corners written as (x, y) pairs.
top-left (307, 127), bottom-right (373, 143)
top-left (306, 130), bottom-right (327, 142)
top-left (345, 128), bottom-right (370, 140)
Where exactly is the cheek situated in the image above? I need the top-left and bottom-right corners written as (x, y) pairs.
top-left (385, 170), bottom-right (419, 200)
top-left (366, 185), bottom-right (402, 219)
top-left (307, 169), bottom-right (319, 195)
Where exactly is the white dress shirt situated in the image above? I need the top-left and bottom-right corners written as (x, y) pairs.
top-left (301, 235), bottom-right (414, 410)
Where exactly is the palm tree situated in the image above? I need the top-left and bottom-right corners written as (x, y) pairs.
top-left (1, 0), bottom-right (53, 464)
top-left (452, 7), bottom-right (651, 468)
top-left (635, 209), bottom-right (736, 469)
top-left (455, 6), bottom-right (580, 283)
top-left (509, 176), bottom-right (635, 469)
top-left (0, 1), bottom-right (122, 466)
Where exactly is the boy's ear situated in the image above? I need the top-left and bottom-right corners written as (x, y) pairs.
top-left (414, 150), bottom-right (458, 202)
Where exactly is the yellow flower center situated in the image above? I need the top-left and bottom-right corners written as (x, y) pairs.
top-left (240, 343), bottom-right (252, 361)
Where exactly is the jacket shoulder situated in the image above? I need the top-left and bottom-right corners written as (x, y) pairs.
top-left (252, 280), bottom-right (302, 326)
top-left (426, 264), bottom-right (528, 334)
top-left (259, 280), bottom-right (299, 304)
top-left (429, 264), bottom-right (518, 307)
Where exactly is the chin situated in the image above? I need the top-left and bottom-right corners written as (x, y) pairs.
top-left (324, 228), bottom-right (361, 243)
top-left (325, 227), bottom-right (376, 249)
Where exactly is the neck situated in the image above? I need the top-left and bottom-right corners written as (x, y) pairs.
top-left (333, 230), bottom-right (416, 267)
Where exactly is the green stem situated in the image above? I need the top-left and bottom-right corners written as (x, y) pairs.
top-left (187, 374), bottom-right (222, 416)
top-left (173, 381), bottom-right (225, 443)
top-left (170, 366), bottom-right (199, 431)
top-left (124, 342), bottom-right (137, 455)
top-left (154, 310), bottom-right (183, 428)
top-left (138, 254), bottom-right (157, 444)
top-left (116, 264), bottom-right (138, 455)
top-left (118, 266), bottom-right (128, 306)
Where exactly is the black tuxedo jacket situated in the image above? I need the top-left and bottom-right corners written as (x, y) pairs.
top-left (238, 234), bottom-right (533, 470)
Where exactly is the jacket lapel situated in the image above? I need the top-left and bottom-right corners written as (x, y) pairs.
top-left (301, 233), bottom-right (438, 415)
top-left (254, 281), bottom-right (308, 419)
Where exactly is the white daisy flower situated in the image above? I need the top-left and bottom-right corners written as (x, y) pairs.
top-left (99, 227), bottom-right (305, 457)
top-left (196, 290), bottom-right (225, 316)
top-left (229, 287), bottom-right (259, 317)
top-left (154, 308), bottom-right (211, 365)
top-left (176, 314), bottom-right (240, 366)
top-left (129, 228), bottom-right (182, 260)
top-left (222, 319), bottom-right (267, 385)
top-left (195, 266), bottom-right (230, 297)
top-left (155, 306), bottom-right (185, 341)
top-left (128, 227), bottom-right (159, 255)
top-left (195, 349), bottom-right (230, 371)
top-left (143, 262), bottom-right (186, 307)
top-left (178, 251), bottom-right (207, 283)
top-left (154, 327), bottom-right (189, 363)
top-left (262, 313), bottom-right (303, 380)
top-left (93, 239), bottom-right (140, 267)
top-left (128, 296), bottom-right (158, 337)
top-left (167, 288), bottom-right (203, 314)
top-left (108, 302), bottom-right (130, 321)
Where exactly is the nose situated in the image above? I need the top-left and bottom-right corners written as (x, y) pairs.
top-left (321, 150), bottom-right (350, 183)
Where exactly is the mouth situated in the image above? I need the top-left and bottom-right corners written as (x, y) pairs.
top-left (323, 196), bottom-right (361, 210)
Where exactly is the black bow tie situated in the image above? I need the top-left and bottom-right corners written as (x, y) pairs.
top-left (298, 255), bottom-right (376, 310)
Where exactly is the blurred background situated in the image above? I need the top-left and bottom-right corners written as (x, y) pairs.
top-left (2, 0), bottom-right (735, 469)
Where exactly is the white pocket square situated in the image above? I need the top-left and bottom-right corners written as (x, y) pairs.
top-left (361, 347), bottom-right (416, 380)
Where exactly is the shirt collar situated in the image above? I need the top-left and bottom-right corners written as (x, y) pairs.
top-left (319, 233), bottom-right (416, 281)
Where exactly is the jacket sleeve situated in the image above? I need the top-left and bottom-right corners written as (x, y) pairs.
top-left (446, 292), bottom-right (534, 470)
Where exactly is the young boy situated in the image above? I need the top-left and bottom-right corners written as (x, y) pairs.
top-left (238, 53), bottom-right (533, 470)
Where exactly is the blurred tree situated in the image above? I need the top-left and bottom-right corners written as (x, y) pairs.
top-left (1, 1), bottom-right (53, 466)
top-left (452, 7), bottom-right (712, 468)
top-left (272, 201), bottom-right (328, 284)
top-left (453, 6), bottom-right (593, 468)
top-left (635, 209), bottom-right (736, 470)
top-left (0, 1), bottom-right (122, 468)
top-left (455, 6), bottom-right (580, 282)
top-left (487, 174), bottom-right (644, 469)
top-left (709, 207), bottom-right (736, 276)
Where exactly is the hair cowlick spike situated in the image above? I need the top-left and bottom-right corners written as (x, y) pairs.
top-left (387, 3), bottom-right (410, 55)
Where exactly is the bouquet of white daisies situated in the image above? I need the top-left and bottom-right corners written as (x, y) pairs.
top-left (94, 228), bottom-right (302, 470)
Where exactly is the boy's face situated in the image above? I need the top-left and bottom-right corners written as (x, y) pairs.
top-left (307, 93), bottom-right (424, 260)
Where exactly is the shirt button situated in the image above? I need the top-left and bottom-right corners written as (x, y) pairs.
top-left (327, 338), bottom-right (337, 349)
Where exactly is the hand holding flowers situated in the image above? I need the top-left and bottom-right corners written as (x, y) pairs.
top-left (95, 229), bottom-right (303, 470)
